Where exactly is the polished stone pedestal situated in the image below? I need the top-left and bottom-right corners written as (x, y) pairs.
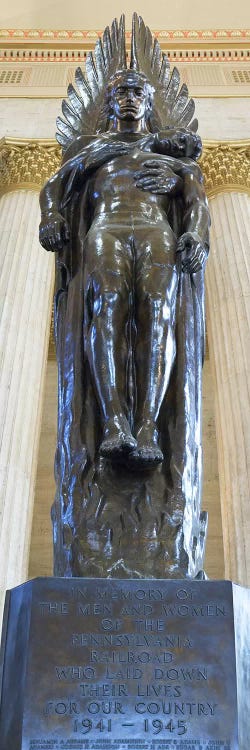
top-left (0, 578), bottom-right (249, 749)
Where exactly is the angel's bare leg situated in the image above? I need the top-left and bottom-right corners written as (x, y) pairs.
top-left (84, 226), bottom-right (136, 458)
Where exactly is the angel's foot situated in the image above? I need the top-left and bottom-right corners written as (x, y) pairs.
top-left (100, 415), bottom-right (137, 460)
top-left (129, 420), bottom-right (163, 469)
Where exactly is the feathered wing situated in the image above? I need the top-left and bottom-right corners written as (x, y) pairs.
top-left (130, 13), bottom-right (198, 132)
top-left (56, 15), bottom-right (127, 152)
top-left (56, 12), bottom-right (198, 153)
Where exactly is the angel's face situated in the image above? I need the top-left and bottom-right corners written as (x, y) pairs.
top-left (112, 82), bottom-right (148, 122)
top-left (109, 73), bottom-right (152, 126)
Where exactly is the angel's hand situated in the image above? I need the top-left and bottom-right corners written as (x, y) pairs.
top-left (134, 160), bottom-right (181, 194)
top-left (157, 130), bottom-right (202, 160)
top-left (177, 232), bottom-right (208, 273)
top-left (39, 211), bottom-right (70, 252)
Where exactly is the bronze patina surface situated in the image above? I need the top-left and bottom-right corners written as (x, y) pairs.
top-left (39, 14), bottom-right (210, 579)
top-left (0, 578), bottom-right (238, 749)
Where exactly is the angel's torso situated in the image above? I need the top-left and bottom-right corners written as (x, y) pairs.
top-left (83, 136), bottom-right (179, 226)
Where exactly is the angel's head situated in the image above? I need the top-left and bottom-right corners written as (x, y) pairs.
top-left (106, 70), bottom-right (154, 132)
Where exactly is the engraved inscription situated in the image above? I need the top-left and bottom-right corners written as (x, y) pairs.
top-left (40, 601), bottom-right (69, 615)
top-left (19, 579), bottom-right (237, 749)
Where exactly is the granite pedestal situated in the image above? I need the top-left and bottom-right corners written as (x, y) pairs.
top-left (0, 578), bottom-right (249, 749)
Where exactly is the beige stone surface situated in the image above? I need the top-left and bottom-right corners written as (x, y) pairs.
top-left (207, 192), bottom-right (250, 586)
top-left (1, 0), bottom-right (250, 31)
top-left (0, 190), bottom-right (54, 622)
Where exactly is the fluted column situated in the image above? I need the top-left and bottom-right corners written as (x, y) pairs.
top-left (0, 190), bottom-right (54, 621)
top-left (206, 191), bottom-right (250, 585)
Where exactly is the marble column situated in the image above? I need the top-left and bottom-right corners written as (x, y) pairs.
top-left (206, 191), bottom-right (250, 586)
top-left (0, 190), bottom-right (54, 620)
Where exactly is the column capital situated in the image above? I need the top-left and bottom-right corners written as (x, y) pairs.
top-left (200, 140), bottom-right (250, 198)
top-left (0, 137), bottom-right (61, 197)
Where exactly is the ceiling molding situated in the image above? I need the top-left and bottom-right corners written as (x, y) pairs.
top-left (1, 28), bottom-right (250, 44)
top-left (1, 29), bottom-right (249, 97)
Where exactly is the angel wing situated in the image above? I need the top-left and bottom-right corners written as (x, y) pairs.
top-left (56, 15), bottom-right (127, 152)
top-left (56, 12), bottom-right (198, 153)
top-left (130, 13), bottom-right (198, 133)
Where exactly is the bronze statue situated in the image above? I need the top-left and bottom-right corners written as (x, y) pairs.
top-left (39, 15), bottom-right (210, 580)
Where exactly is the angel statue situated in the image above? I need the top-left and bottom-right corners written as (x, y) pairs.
top-left (39, 14), bottom-right (210, 580)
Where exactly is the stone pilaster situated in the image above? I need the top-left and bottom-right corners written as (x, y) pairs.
top-left (206, 192), bottom-right (250, 585)
top-left (0, 190), bottom-right (54, 620)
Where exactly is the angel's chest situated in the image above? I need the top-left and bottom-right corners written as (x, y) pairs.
top-left (92, 148), bottom-right (163, 189)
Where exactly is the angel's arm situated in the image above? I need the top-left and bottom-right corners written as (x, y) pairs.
top-left (39, 148), bottom-right (89, 252)
top-left (40, 158), bottom-right (77, 217)
top-left (39, 138), bottom-right (130, 251)
top-left (40, 138), bottom-right (112, 216)
top-left (39, 152), bottom-right (85, 252)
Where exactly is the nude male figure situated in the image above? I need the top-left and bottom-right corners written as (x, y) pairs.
top-left (40, 70), bottom-right (209, 468)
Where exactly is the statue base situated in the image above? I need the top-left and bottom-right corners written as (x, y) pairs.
top-left (0, 577), bottom-right (249, 749)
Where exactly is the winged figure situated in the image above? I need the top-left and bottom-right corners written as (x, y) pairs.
top-left (39, 14), bottom-right (210, 579)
